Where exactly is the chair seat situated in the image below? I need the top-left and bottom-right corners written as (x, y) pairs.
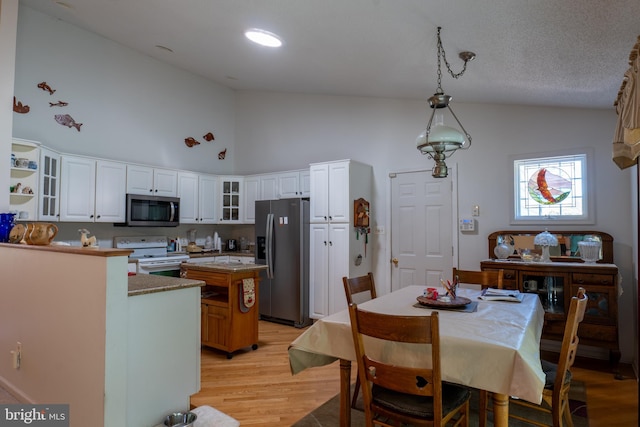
top-left (541, 359), bottom-right (572, 389)
top-left (372, 382), bottom-right (471, 419)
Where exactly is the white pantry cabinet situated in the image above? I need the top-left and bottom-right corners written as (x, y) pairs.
top-left (308, 160), bottom-right (372, 319)
top-left (177, 172), bottom-right (218, 224)
top-left (126, 164), bottom-right (178, 197)
top-left (60, 156), bottom-right (127, 222)
top-left (309, 162), bottom-right (356, 223)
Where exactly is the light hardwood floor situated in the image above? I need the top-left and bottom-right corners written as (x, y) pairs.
top-left (191, 320), bottom-right (638, 426)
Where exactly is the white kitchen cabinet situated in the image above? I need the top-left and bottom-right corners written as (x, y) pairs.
top-left (178, 172), bottom-right (218, 224)
top-left (299, 169), bottom-right (311, 198)
top-left (310, 160), bottom-right (370, 223)
top-left (60, 156), bottom-right (126, 222)
top-left (10, 138), bottom-right (40, 221)
top-left (308, 160), bottom-right (372, 319)
top-left (309, 223), bottom-right (353, 318)
top-left (126, 164), bottom-right (178, 197)
top-left (243, 176), bottom-right (259, 223)
top-left (260, 173), bottom-right (278, 200)
top-left (244, 170), bottom-right (310, 223)
top-left (218, 176), bottom-right (244, 223)
top-left (38, 147), bottom-right (61, 222)
top-left (278, 169), bottom-right (310, 199)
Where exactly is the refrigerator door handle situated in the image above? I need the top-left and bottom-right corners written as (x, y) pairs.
top-left (266, 213), bottom-right (274, 279)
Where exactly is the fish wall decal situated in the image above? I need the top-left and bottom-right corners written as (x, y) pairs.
top-left (218, 149), bottom-right (227, 160)
top-left (54, 114), bottom-right (82, 131)
top-left (203, 132), bottom-right (215, 141)
top-left (37, 81), bottom-right (56, 95)
top-left (13, 96), bottom-right (30, 114)
top-left (184, 137), bottom-right (201, 147)
top-left (49, 101), bottom-right (68, 107)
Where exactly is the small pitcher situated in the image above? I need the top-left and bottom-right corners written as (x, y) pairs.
top-left (25, 223), bottom-right (58, 245)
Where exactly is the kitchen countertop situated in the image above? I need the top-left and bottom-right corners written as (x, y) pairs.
top-left (0, 242), bottom-right (132, 257)
top-left (186, 251), bottom-right (254, 258)
top-left (181, 262), bottom-right (268, 273)
top-left (128, 274), bottom-right (205, 297)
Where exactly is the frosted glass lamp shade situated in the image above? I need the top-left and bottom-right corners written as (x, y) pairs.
top-left (416, 126), bottom-right (465, 153)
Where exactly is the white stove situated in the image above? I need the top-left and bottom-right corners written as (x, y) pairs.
top-left (114, 236), bottom-right (190, 275)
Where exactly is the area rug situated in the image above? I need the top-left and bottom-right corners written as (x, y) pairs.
top-left (292, 381), bottom-right (587, 426)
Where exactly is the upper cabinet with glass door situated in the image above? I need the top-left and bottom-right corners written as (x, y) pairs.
top-left (219, 176), bottom-right (243, 223)
top-left (38, 147), bottom-right (61, 222)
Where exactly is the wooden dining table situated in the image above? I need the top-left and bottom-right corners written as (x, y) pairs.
top-left (288, 285), bottom-right (546, 427)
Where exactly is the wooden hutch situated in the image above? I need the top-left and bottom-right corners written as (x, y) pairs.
top-left (481, 230), bottom-right (621, 376)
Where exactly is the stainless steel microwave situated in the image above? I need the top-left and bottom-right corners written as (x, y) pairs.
top-left (124, 194), bottom-right (180, 227)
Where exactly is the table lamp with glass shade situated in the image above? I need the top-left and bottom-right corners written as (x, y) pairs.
top-left (534, 229), bottom-right (558, 263)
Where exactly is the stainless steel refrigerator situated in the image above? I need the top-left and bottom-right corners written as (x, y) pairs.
top-left (255, 198), bottom-right (311, 328)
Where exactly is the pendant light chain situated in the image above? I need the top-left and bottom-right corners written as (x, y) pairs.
top-left (436, 26), bottom-right (471, 93)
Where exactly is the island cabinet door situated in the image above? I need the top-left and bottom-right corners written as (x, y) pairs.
top-left (202, 302), bottom-right (229, 349)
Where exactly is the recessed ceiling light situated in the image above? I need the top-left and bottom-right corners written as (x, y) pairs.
top-left (245, 29), bottom-right (283, 48)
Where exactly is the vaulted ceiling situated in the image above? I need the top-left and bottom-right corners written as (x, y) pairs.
top-left (19, 0), bottom-right (640, 109)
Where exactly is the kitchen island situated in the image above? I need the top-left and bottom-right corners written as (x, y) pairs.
top-left (181, 262), bottom-right (268, 358)
top-left (127, 274), bottom-right (205, 427)
top-left (0, 243), bottom-right (205, 427)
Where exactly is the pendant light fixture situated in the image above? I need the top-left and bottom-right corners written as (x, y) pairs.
top-left (416, 27), bottom-right (475, 178)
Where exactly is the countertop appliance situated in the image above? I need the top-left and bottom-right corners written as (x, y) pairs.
top-left (255, 198), bottom-right (310, 328)
top-left (114, 235), bottom-right (189, 276)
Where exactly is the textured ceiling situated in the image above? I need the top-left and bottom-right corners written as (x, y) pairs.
top-left (18, 0), bottom-right (640, 109)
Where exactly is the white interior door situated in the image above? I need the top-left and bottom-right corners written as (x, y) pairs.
top-left (390, 170), bottom-right (454, 291)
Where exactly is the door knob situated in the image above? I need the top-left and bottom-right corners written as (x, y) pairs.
top-left (392, 258), bottom-right (398, 266)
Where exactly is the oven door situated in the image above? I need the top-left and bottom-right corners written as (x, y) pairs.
top-left (137, 259), bottom-right (184, 277)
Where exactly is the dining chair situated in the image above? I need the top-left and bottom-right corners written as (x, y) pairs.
top-left (479, 287), bottom-right (588, 427)
top-left (347, 303), bottom-right (470, 427)
top-left (452, 268), bottom-right (503, 289)
top-left (343, 272), bottom-right (377, 408)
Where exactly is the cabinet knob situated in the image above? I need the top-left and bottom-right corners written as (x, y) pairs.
top-left (96, 215), bottom-right (101, 219)
top-left (329, 241), bottom-right (333, 246)
top-left (392, 258), bottom-right (398, 266)
top-left (323, 241), bottom-right (327, 246)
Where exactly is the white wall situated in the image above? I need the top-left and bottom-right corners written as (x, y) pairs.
top-left (0, 0), bottom-right (19, 212)
top-left (12, 6), bottom-right (236, 175)
top-left (234, 91), bottom-right (636, 362)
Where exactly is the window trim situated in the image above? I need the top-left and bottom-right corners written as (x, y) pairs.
top-left (509, 148), bottom-right (595, 225)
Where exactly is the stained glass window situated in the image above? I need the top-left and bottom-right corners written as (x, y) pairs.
top-left (511, 150), bottom-right (593, 224)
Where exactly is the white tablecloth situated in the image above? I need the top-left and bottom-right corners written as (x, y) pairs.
top-left (289, 285), bottom-right (546, 404)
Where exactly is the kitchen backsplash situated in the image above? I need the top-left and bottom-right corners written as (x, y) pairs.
top-left (50, 222), bottom-right (255, 249)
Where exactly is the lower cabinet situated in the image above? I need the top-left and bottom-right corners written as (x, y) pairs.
top-left (309, 222), bottom-right (371, 319)
top-left (201, 301), bottom-right (228, 349)
top-left (481, 260), bottom-right (620, 372)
